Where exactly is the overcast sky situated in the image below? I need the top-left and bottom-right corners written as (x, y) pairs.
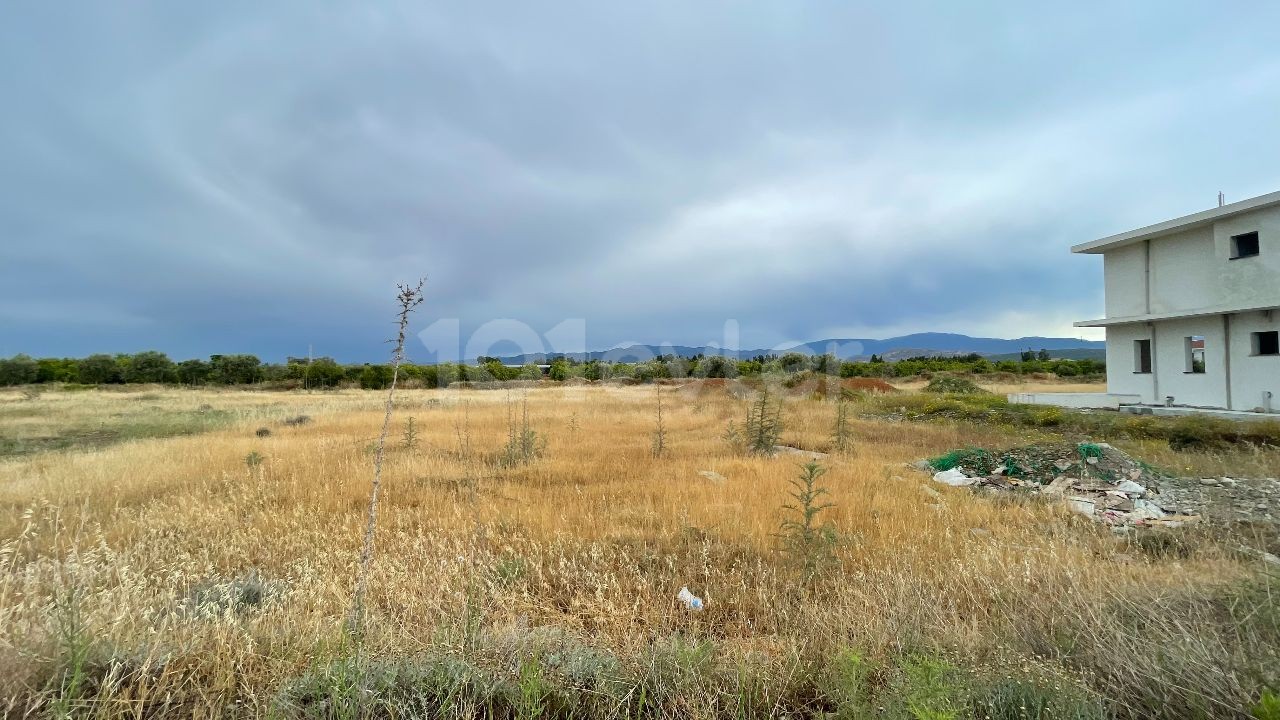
top-left (3, 3), bottom-right (1279, 362)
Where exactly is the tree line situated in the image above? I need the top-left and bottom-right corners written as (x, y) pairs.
top-left (0, 349), bottom-right (1104, 388)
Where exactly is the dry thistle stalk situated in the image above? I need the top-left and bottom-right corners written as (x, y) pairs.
top-left (347, 278), bottom-right (425, 637)
top-left (651, 385), bottom-right (667, 458)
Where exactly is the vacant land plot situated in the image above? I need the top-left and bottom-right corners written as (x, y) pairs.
top-left (1, 383), bottom-right (1277, 718)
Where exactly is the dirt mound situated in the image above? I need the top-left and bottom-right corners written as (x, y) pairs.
top-left (778, 373), bottom-right (898, 398)
top-left (673, 378), bottom-right (753, 399)
top-left (843, 378), bottom-right (898, 394)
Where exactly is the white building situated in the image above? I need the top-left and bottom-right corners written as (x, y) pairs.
top-left (1073, 190), bottom-right (1280, 413)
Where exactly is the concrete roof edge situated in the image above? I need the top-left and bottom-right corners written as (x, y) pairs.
top-left (1071, 189), bottom-right (1280, 255)
top-left (1074, 302), bottom-right (1280, 327)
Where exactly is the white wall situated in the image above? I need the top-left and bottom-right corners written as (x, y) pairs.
top-left (1153, 316), bottom-right (1227, 408)
top-left (1103, 242), bottom-right (1147, 317)
top-left (1149, 225), bottom-right (1216, 314)
top-left (1108, 312), bottom-right (1279, 411)
top-left (1105, 324), bottom-right (1155, 403)
top-left (1102, 205), bottom-right (1280, 319)
top-left (1213, 206), bottom-right (1280, 310)
top-left (1228, 310), bottom-right (1280, 412)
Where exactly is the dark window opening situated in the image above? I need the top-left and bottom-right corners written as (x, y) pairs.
top-left (1185, 335), bottom-right (1206, 373)
top-left (1134, 339), bottom-right (1152, 373)
top-left (1253, 330), bottom-right (1280, 357)
top-left (1231, 231), bottom-right (1260, 259)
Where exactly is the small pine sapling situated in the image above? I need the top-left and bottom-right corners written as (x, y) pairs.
top-left (778, 461), bottom-right (838, 577)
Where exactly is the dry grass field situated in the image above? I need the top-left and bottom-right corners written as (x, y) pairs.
top-left (1, 382), bottom-right (1277, 719)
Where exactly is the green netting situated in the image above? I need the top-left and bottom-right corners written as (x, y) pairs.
top-left (928, 448), bottom-right (992, 472)
top-left (1077, 442), bottom-right (1104, 460)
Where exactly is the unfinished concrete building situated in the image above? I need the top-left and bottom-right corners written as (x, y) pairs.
top-left (1072, 190), bottom-right (1280, 414)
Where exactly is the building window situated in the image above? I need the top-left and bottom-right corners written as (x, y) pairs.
top-left (1184, 335), bottom-right (1206, 373)
top-left (1230, 231), bottom-right (1260, 259)
top-left (1134, 339), bottom-right (1152, 373)
top-left (1253, 330), bottom-right (1280, 356)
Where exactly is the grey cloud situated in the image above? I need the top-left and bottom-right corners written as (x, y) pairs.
top-left (3, 3), bottom-right (1280, 360)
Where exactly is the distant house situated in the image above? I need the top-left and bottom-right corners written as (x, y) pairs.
top-left (1073, 190), bottom-right (1280, 412)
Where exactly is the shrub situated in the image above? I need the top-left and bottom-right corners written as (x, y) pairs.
top-left (923, 374), bottom-right (989, 394)
top-left (1167, 415), bottom-right (1230, 451)
top-left (1033, 406), bottom-right (1065, 427)
top-left (1130, 529), bottom-right (1198, 560)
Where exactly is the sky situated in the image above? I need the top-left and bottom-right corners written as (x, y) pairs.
top-left (3, 3), bottom-right (1280, 362)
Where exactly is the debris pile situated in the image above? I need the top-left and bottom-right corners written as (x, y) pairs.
top-left (923, 442), bottom-right (1199, 528)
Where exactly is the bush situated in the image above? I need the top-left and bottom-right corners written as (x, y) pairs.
top-left (923, 375), bottom-right (989, 394)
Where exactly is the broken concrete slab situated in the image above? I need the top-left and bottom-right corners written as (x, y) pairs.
top-left (772, 445), bottom-right (828, 461)
top-left (697, 470), bottom-right (727, 484)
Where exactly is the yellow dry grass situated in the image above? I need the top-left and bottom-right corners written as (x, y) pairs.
top-left (0, 384), bottom-right (1272, 717)
top-left (889, 378), bottom-right (1108, 395)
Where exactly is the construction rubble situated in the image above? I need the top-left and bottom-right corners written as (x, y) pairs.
top-left (919, 442), bottom-right (1207, 529)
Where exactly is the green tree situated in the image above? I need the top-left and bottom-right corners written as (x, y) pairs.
top-left (208, 354), bottom-right (262, 385)
top-left (122, 351), bottom-right (176, 384)
top-left (779, 352), bottom-right (810, 374)
top-left (0, 354), bottom-right (39, 386)
top-left (36, 358), bottom-right (79, 383)
top-left (175, 359), bottom-right (211, 385)
top-left (78, 354), bottom-right (123, 384)
top-left (303, 358), bottom-right (347, 388)
top-left (699, 355), bottom-right (736, 378)
top-left (548, 357), bottom-right (569, 381)
top-left (359, 364), bottom-right (394, 389)
top-left (813, 353), bottom-right (840, 375)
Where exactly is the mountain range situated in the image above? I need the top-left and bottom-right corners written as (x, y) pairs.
top-left (490, 333), bottom-right (1104, 364)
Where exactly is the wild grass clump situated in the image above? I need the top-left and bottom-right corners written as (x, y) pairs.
top-left (182, 571), bottom-right (280, 616)
top-left (499, 395), bottom-right (545, 468)
top-left (1011, 570), bottom-right (1280, 719)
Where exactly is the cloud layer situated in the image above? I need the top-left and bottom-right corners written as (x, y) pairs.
top-left (3, 3), bottom-right (1279, 361)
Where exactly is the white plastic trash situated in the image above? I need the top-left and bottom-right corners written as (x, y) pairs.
top-left (677, 586), bottom-right (705, 611)
top-left (1114, 480), bottom-right (1146, 497)
top-left (932, 468), bottom-right (975, 486)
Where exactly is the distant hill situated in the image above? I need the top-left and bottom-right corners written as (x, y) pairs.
top-left (490, 333), bottom-right (1103, 364)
